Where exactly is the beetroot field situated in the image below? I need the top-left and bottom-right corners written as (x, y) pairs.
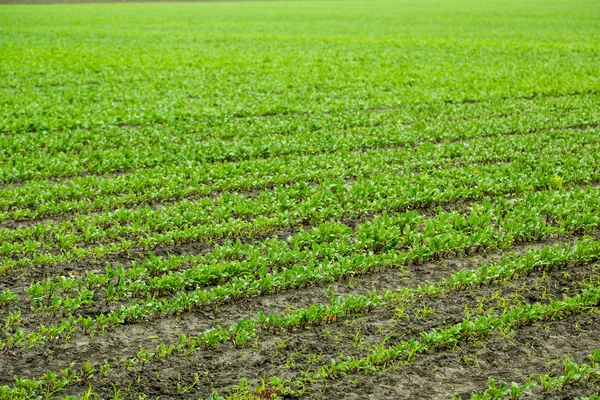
top-left (0, 0), bottom-right (600, 398)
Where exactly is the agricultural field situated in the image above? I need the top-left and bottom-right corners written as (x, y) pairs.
top-left (0, 0), bottom-right (600, 398)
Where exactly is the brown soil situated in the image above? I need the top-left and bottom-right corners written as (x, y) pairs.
top-left (60, 260), bottom-right (600, 398)
top-left (2, 231), bottom-right (599, 398)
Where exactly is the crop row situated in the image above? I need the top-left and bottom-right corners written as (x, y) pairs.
top-left (23, 185), bottom-right (600, 307)
top-left (2, 91), bottom-right (597, 160)
top-left (1, 94), bottom-right (598, 185)
top-left (40, 237), bottom-right (600, 355)
top-left (228, 280), bottom-right (600, 399)
top-left (3, 255), bottom-right (599, 400)
top-left (1, 149), bottom-right (598, 268)
top-left (0, 125), bottom-right (597, 223)
top-left (3, 31), bottom-right (598, 135)
top-left (471, 349), bottom-right (600, 399)
top-left (5, 184), bottom-right (600, 316)
top-left (2, 45), bottom-right (597, 135)
top-left (4, 185), bottom-right (600, 351)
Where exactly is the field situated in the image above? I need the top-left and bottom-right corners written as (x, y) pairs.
top-left (1, 0), bottom-right (600, 398)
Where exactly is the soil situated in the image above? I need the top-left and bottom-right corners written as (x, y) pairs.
top-left (2, 230), bottom-right (599, 398)
top-left (64, 260), bottom-right (600, 398)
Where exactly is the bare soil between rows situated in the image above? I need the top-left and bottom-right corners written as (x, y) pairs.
top-left (66, 260), bottom-right (600, 398)
top-left (2, 232), bottom-right (599, 398)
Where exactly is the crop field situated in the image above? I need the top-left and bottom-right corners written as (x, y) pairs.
top-left (1, 0), bottom-right (600, 398)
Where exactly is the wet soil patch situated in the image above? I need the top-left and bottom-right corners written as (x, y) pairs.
top-left (5, 250), bottom-right (594, 398)
top-left (2, 232), bottom-right (598, 385)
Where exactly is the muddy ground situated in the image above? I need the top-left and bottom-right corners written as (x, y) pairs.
top-left (1, 230), bottom-right (599, 399)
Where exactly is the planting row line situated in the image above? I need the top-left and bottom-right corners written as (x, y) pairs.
top-left (1, 149), bottom-right (598, 267)
top-left (2, 246), bottom-right (598, 399)
top-left (1, 125), bottom-right (597, 223)
top-left (44, 238), bottom-right (600, 356)
top-left (224, 279), bottom-right (600, 399)
top-left (2, 186), bottom-right (599, 352)
top-left (470, 349), bottom-right (600, 399)
top-left (21, 185), bottom-right (600, 310)
top-left (3, 76), bottom-right (596, 137)
top-left (1, 95), bottom-right (598, 184)
top-left (2, 91), bottom-right (597, 158)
